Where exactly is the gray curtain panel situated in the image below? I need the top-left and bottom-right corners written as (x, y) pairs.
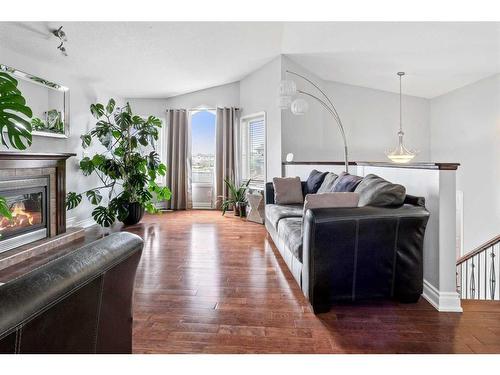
top-left (166, 109), bottom-right (188, 210)
top-left (215, 107), bottom-right (240, 209)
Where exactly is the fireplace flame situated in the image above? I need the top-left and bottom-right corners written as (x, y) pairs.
top-left (0, 202), bottom-right (35, 231)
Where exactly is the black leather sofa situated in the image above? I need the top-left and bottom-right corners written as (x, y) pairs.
top-left (0, 232), bottom-right (143, 354)
top-left (265, 181), bottom-right (430, 313)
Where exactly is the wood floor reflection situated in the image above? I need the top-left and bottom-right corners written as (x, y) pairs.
top-left (124, 211), bottom-right (500, 354)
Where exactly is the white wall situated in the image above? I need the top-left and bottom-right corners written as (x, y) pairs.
top-left (281, 56), bottom-right (431, 163)
top-left (430, 74), bottom-right (500, 253)
top-left (0, 45), bottom-right (123, 227)
top-left (127, 81), bottom-right (240, 117)
top-left (240, 56), bottom-right (283, 181)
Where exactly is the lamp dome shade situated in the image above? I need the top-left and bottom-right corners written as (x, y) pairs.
top-left (291, 98), bottom-right (309, 115)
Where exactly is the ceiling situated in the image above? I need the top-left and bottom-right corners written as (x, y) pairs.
top-left (0, 22), bottom-right (498, 98)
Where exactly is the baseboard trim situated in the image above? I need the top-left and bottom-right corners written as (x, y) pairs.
top-left (422, 279), bottom-right (463, 312)
top-left (67, 217), bottom-right (96, 229)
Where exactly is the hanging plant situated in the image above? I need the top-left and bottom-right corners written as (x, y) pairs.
top-left (65, 99), bottom-right (171, 227)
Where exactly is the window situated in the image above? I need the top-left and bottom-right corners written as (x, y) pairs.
top-left (190, 109), bottom-right (216, 209)
top-left (240, 113), bottom-right (266, 190)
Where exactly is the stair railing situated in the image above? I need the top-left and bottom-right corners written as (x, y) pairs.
top-left (456, 235), bottom-right (500, 300)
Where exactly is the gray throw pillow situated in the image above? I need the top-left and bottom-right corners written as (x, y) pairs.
top-left (317, 172), bottom-right (339, 193)
top-left (355, 174), bottom-right (406, 207)
top-left (273, 177), bottom-right (304, 205)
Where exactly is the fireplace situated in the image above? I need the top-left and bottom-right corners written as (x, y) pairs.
top-left (0, 152), bottom-right (75, 270)
top-left (0, 177), bottom-right (49, 254)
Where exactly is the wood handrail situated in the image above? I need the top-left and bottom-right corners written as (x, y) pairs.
top-left (457, 235), bottom-right (500, 265)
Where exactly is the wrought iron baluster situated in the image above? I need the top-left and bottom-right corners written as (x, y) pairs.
top-left (492, 246), bottom-right (497, 300)
top-left (466, 261), bottom-right (468, 299)
top-left (470, 256), bottom-right (476, 299)
top-left (478, 253), bottom-right (481, 299)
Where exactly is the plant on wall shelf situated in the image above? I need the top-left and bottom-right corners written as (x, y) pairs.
top-left (0, 71), bottom-right (33, 220)
top-left (220, 178), bottom-right (250, 217)
top-left (65, 99), bottom-right (171, 227)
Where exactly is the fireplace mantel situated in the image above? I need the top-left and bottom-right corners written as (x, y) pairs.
top-left (0, 152), bottom-right (76, 235)
top-left (0, 152), bottom-right (75, 161)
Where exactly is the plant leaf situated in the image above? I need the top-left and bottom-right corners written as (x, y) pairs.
top-left (90, 103), bottom-right (105, 119)
top-left (106, 98), bottom-right (116, 114)
top-left (86, 189), bottom-right (103, 205)
top-left (92, 206), bottom-right (115, 227)
top-left (0, 196), bottom-right (12, 220)
top-left (65, 192), bottom-right (82, 210)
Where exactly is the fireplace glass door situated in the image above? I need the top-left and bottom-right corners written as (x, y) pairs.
top-left (0, 190), bottom-right (45, 239)
top-left (0, 177), bottom-right (49, 254)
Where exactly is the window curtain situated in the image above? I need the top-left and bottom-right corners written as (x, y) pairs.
top-left (165, 109), bottom-right (190, 210)
top-left (214, 107), bottom-right (240, 209)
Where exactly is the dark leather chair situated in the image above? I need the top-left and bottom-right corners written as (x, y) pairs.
top-left (0, 232), bottom-right (143, 354)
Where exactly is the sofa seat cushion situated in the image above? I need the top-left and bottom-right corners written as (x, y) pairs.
top-left (277, 217), bottom-right (303, 261)
top-left (266, 204), bottom-right (304, 230)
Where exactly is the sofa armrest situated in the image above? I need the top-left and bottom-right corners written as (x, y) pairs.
top-left (301, 205), bottom-right (429, 313)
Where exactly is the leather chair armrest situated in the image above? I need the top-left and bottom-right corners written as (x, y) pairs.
top-left (301, 205), bottom-right (429, 313)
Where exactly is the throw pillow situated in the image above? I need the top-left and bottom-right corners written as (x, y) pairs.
top-left (305, 169), bottom-right (328, 194)
top-left (273, 177), bottom-right (304, 205)
top-left (331, 172), bottom-right (364, 192)
top-left (355, 174), bottom-right (406, 207)
top-left (303, 192), bottom-right (360, 213)
top-left (317, 172), bottom-right (339, 193)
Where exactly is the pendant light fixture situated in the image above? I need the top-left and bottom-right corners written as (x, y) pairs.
top-left (386, 72), bottom-right (417, 163)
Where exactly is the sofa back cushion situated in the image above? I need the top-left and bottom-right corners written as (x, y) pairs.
top-left (317, 172), bottom-right (339, 193)
top-left (273, 177), bottom-right (304, 204)
top-left (331, 172), bottom-right (364, 192)
top-left (305, 169), bottom-right (328, 194)
top-left (303, 192), bottom-right (360, 213)
top-left (355, 173), bottom-right (406, 207)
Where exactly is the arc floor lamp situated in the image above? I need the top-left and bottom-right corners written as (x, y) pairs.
top-left (278, 70), bottom-right (350, 173)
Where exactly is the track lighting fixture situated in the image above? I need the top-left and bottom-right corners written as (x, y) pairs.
top-left (52, 26), bottom-right (68, 56)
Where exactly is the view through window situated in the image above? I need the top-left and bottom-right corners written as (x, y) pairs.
top-left (241, 114), bottom-right (265, 190)
top-left (190, 110), bottom-right (216, 208)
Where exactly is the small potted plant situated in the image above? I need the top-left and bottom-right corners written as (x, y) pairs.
top-left (220, 178), bottom-right (250, 217)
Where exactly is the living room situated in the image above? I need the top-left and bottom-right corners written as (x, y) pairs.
top-left (1, 0), bottom-right (499, 372)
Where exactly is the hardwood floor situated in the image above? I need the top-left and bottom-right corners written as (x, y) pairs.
top-left (122, 210), bottom-right (500, 354)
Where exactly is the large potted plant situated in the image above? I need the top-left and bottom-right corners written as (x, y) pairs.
top-left (0, 71), bottom-right (33, 221)
top-left (220, 178), bottom-right (250, 217)
top-left (65, 99), bottom-right (171, 227)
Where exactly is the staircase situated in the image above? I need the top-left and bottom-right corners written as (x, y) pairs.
top-left (457, 235), bottom-right (500, 300)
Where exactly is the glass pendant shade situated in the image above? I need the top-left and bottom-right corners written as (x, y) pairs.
top-left (386, 72), bottom-right (417, 163)
top-left (291, 98), bottom-right (309, 115)
top-left (386, 131), bottom-right (417, 163)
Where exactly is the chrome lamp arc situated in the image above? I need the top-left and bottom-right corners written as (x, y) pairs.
top-left (385, 72), bottom-right (418, 163)
top-left (278, 70), bottom-right (350, 173)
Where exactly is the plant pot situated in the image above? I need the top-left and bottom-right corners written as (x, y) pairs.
top-left (237, 202), bottom-right (247, 217)
top-left (122, 202), bottom-right (145, 225)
